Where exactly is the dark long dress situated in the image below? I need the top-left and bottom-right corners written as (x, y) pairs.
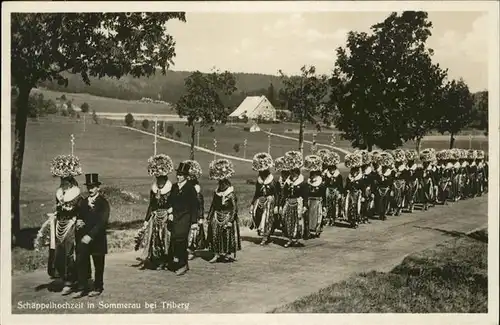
top-left (281, 175), bottom-right (308, 241)
top-left (304, 176), bottom-right (326, 238)
top-left (391, 166), bottom-right (408, 215)
top-left (405, 164), bottom-right (421, 212)
top-left (323, 169), bottom-right (343, 225)
top-left (418, 165), bottom-right (435, 210)
top-left (344, 172), bottom-right (364, 227)
top-left (361, 167), bottom-right (376, 221)
top-left (137, 181), bottom-right (172, 269)
top-left (374, 169), bottom-right (393, 220)
top-left (207, 186), bottom-right (241, 256)
top-left (251, 175), bottom-right (279, 238)
top-left (438, 164), bottom-right (454, 203)
top-left (188, 180), bottom-right (206, 251)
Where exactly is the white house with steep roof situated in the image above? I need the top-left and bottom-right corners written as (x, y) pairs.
top-left (229, 95), bottom-right (276, 121)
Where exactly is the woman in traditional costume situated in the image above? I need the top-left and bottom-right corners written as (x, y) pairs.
top-left (450, 148), bottom-right (462, 201)
top-left (465, 149), bottom-right (478, 198)
top-left (206, 159), bottom-right (241, 263)
top-left (374, 152), bottom-right (394, 220)
top-left (359, 150), bottom-right (375, 223)
top-left (343, 152), bottom-right (364, 228)
top-left (250, 152), bottom-right (279, 245)
top-left (418, 149), bottom-right (436, 211)
top-left (304, 155), bottom-right (326, 239)
top-left (318, 149), bottom-right (343, 226)
top-left (183, 160), bottom-right (206, 260)
top-left (457, 149), bottom-right (469, 200)
top-left (280, 151), bottom-right (308, 247)
top-left (405, 150), bottom-right (420, 213)
top-left (135, 154), bottom-right (174, 270)
top-left (35, 154), bottom-right (83, 295)
top-left (391, 149), bottom-right (408, 216)
top-left (436, 150), bottom-right (453, 204)
top-left (273, 156), bottom-right (290, 233)
top-left (476, 150), bottom-right (486, 196)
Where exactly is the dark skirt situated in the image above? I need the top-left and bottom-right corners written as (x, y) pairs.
top-left (392, 179), bottom-right (406, 209)
top-left (188, 223), bottom-right (207, 251)
top-left (306, 197), bottom-right (323, 237)
top-left (282, 198), bottom-right (304, 240)
top-left (252, 195), bottom-right (276, 237)
top-left (208, 211), bottom-right (241, 256)
top-left (137, 209), bottom-right (170, 268)
top-left (325, 187), bottom-right (342, 222)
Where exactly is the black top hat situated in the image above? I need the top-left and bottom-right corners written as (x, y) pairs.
top-left (176, 162), bottom-right (191, 175)
top-left (84, 173), bottom-right (102, 186)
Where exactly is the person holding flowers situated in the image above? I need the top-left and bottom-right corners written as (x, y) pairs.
top-left (34, 154), bottom-right (83, 296)
top-left (183, 160), bottom-right (206, 260)
top-left (250, 152), bottom-right (279, 245)
top-left (206, 159), bottom-right (241, 263)
top-left (304, 154), bottom-right (326, 238)
top-left (134, 154), bottom-right (174, 270)
top-left (280, 151), bottom-right (308, 247)
top-left (317, 149), bottom-right (343, 226)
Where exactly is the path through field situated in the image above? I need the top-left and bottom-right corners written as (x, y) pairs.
top-left (12, 196), bottom-right (487, 314)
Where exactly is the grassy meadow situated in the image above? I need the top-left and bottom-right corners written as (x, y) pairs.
top-left (13, 116), bottom-right (349, 273)
top-left (32, 88), bottom-right (176, 114)
top-left (273, 229), bottom-right (488, 313)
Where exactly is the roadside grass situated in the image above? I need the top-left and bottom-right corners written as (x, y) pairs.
top-left (272, 229), bottom-right (488, 313)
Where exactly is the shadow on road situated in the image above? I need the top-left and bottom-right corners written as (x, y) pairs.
top-left (414, 226), bottom-right (488, 243)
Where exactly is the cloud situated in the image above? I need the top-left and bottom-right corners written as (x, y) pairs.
top-left (308, 49), bottom-right (332, 61)
top-left (232, 37), bottom-right (252, 55)
top-left (263, 14), bottom-right (348, 44)
top-left (434, 13), bottom-right (488, 64)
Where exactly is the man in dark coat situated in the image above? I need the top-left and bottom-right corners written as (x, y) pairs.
top-left (73, 173), bottom-right (110, 298)
top-left (167, 163), bottom-right (199, 276)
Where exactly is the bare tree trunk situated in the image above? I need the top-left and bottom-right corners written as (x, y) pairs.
top-left (416, 137), bottom-right (422, 155)
top-left (12, 85), bottom-right (31, 246)
top-left (190, 122), bottom-right (196, 160)
top-left (449, 133), bottom-right (455, 149)
top-left (298, 118), bottom-right (304, 154)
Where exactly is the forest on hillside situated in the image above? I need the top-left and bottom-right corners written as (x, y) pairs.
top-left (39, 70), bottom-right (287, 110)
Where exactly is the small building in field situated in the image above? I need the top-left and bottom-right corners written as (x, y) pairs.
top-left (229, 95), bottom-right (276, 121)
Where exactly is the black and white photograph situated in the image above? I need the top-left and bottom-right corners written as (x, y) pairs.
top-left (1, 1), bottom-right (499, 323)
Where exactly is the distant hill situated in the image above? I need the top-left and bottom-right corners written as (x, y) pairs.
top-left (39, 70), bottom-right (286, 110)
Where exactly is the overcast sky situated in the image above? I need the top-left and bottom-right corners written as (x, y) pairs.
top-left (165, 11), bottom-right (489, 92)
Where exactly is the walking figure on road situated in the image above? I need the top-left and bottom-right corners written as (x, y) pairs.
top-left (281, 151), bottom-right (308, 247)
top-left (304, 154), bottom-right (326, 239)
top-left (250, 152), bottom-right (278, 246)
top-left (135, 154), bottom-right (174, 270)
top-left (318, 149), bottom-right (343, 226)
top-left (207, 159), bottom-right (241, 263)
top-left (73, 173), bottom-right (110, 298)
top-left (343, 152), bottom-right (364, 228)
top-left (184, 160), bottom-right (206, 260)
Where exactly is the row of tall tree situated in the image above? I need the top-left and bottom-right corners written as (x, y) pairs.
top-left (278, 11), bottom-right (488, 153)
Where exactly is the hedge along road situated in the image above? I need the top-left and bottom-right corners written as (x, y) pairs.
top-left (120, 126), bottom-right (349, 168)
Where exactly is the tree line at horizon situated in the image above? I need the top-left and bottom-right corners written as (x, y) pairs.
top-left (10, 11), bottom-right (488, 244)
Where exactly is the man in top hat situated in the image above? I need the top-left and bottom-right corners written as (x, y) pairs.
top-left (166, 162), bottom-right (199, 276)
top-left (73, 173), bottom-right (110, 298)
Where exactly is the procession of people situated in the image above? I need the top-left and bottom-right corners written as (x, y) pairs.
top-left (33, 145), bottom-right (488, 297)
